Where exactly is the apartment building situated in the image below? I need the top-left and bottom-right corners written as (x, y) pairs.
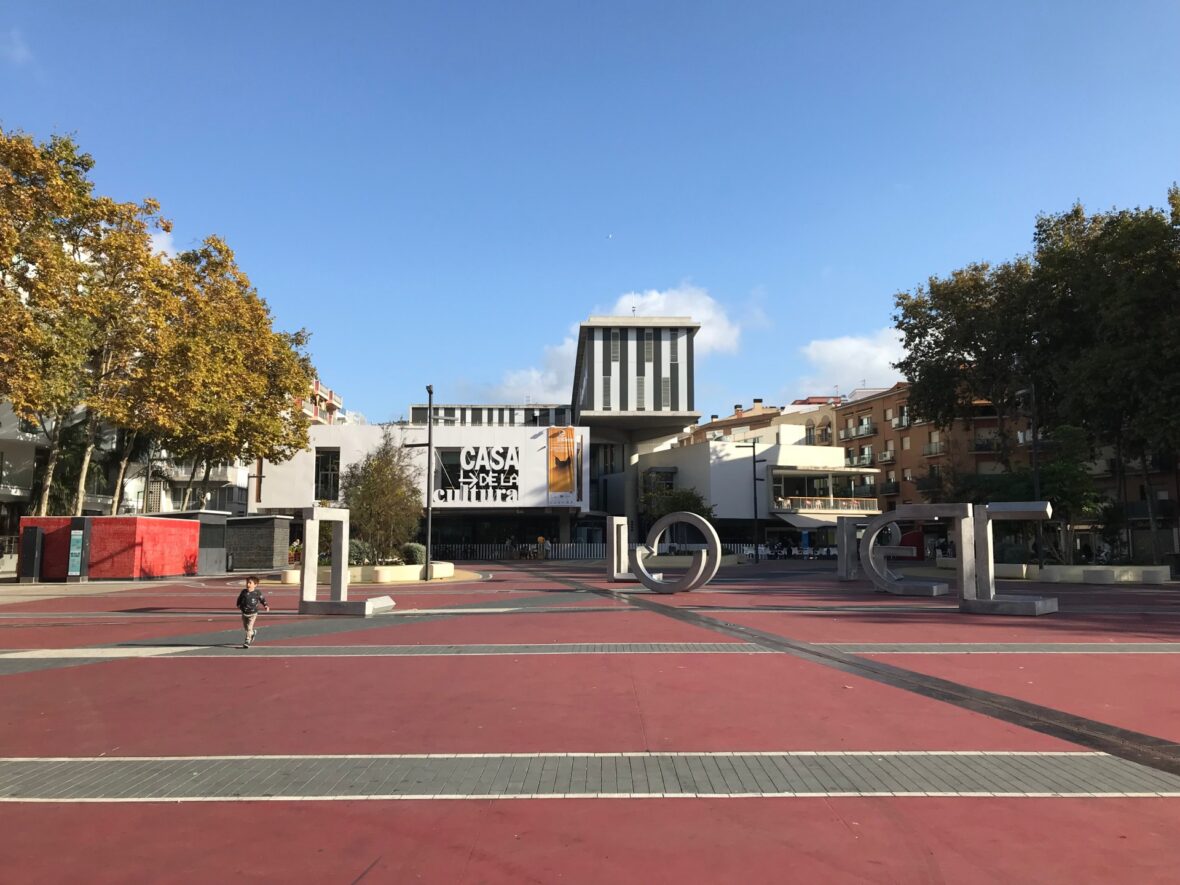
top-left (835, 382), bottom-right (1179, 557)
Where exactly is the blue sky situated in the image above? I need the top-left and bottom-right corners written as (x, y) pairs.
top-left (3, 2), bottom-right (1179, 423)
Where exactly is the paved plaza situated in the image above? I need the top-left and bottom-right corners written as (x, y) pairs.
top-left (2, 560), bottom-right (1180, 882)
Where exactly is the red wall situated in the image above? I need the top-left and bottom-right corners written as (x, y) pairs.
top-left (131, 518), bottom-right (198, 579)
top-left (19, 516), bottom-right (199, 580)
top-left (88, 518), bottom-right (140, 579)
top-left (18, 517), bottom-right (73, 580)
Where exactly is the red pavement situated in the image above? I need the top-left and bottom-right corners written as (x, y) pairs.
top-left (3, 798), bottom-right (1178, 884)
top-left (885, 652), bottom-right (1180, 743)
top-left (271, 609), bottom-right (735, 646)
top-left (718, 609), bottom-right (1180, 644)
top-left (4, 562), bottom-right (1180, 882)
top-left (0, 651), bottom-right (1074, 756)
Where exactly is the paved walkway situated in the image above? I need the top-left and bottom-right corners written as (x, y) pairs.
top-left (2, 561), bottom-right (1180, 882)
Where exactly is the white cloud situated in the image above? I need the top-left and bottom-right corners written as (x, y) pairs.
top-left (149, 230), bottom-right (177, 256)
top-left (490, 333), bottom-right (578, 403)
top-left (796, 327), bottom-right (907, 398)
top-left (1, 29), bottom-right (32, 66)
top-left (606, 283), bottom-right (740, 355)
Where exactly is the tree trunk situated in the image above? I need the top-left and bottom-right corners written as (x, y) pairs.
top-left (72, 412), bottom-right (97, 517)
top-left (110, 429), bottom-right (137, 514)
top-left (199, 459), bottom-right (213, 509)
top-left (143, 444), bottom-right (155, 513)
top-left (1115, 437), bottom-right (1132, 560)
top-left (37, 443), bottom-right (60, 516)
top-left (181, 459), bottom-right (201, 511)
top-left (35, 412), bottom-right (63, 517)
top-left (1140, 453), bottom-right (1161, 565)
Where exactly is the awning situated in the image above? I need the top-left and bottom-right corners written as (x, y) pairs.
top-left (774, 513), bottom-right (838, 529)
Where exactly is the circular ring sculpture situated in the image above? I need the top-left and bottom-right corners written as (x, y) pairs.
top-left (632, 511), bottom-right (723, 593)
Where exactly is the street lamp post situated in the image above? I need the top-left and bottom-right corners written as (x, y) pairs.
top-left (425, 384), bottom-right (434, 582)
top-left (736, 442), bottom-right (766, 563)
top-left (1028, 380), bottom-right (1044, 569)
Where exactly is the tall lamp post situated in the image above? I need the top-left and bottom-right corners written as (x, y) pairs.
top-left (736, 441), bottom-right (766, 562)
top-left (1028, 380), bottom-right (1044, 569)
top-left (425, 384), bottom-right (434, 582)
top-left (1017, 382), bottom-right (1044, 569)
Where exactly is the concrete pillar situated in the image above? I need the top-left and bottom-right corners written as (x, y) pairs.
top-left (300, 518), bottom-right (319, 603)
top-left (836, 517), bottom-right (859, 581)
top-left (607, 516), bottom-right (632, 581)
top-left (331, 518), bottom-right (349, 602)
top-left (956, 509), bottom-right (977, 601)
top-left (966, 504), bottom-right (993, 602)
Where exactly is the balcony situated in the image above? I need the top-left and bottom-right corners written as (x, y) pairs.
top-left (844, 453), bottom-right (873, 467)
top-left (162, 464), bottom-right (240, 484)
top-left (852, 484), bottom-right (877, 497)
top-left (972, 438), bottom-right (999, 453)
top-left (838, 423), bottom-right (878, 441)
top-left (876, 451), bottom-right (896, 464)
top-left (880, 481), bottom-right (901, 495)
top-left (0, 482), bottom-right (33, 502)
top-left (916, 475), bottom-right (943, 492)
top-left (891, 416), bottom-right (911, 429)
top-left (773, 496), bottom-right (880, 513)
top-left (922, 442), bottom-right (947, 456)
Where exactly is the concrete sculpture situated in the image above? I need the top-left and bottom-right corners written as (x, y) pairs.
top-left (838, 502), bottom-right (1057, 616)
top-left (607, 512), bottom-right (723, 593)
top-left (298, 507), bottom-right (394, 616)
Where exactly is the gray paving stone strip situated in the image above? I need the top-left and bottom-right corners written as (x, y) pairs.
top-left (825, 643), bottom-right (1180, 654)
top-left (9, 752), bottom-right (1180, 802)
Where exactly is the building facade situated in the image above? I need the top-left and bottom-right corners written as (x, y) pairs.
top-left (251, 317), bottom-right (700, 548)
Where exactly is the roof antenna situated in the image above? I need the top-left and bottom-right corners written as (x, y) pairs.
top-left (631, 304), bottom-right (636, 316)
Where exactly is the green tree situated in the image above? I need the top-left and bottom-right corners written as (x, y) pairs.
top-left (155, 237), bottom-right (314, 508)
top-left (339, 429), bottom-right (423, 562)
top-left (0, 130), bottom-right (99, 515)
top-left (1034, 193), bottom-right (1180, 562)
top-left (893, 260), bottom-right (1038, 468)
top-left (68, 195), bottom-right (173, 514)
top-left (641, 486), bottom-right (716, 522)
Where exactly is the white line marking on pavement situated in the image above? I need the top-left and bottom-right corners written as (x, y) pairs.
top-left (0, 750), bottom-right (1108, 762)
top-left (0, 647), bottom-right (193, 659)
top-left (5, 791), bottom-right (1178, 803)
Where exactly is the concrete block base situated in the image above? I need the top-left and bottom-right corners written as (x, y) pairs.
top-left (960, 594), bottom-right (1058, 616)
top-left (886, 581), bottom-right (950, 597)
top-left (1082, 568), bottom-right (1116, 584)
top-left (298, 596), bottom-right (396, 617)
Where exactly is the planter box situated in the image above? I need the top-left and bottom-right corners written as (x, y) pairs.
top-left (1041, 564), bottom-right (1171, 584)
top-left (281, 562), bottom-right (455, 585)
top-left (993, 563), bottom-right (1028, 579)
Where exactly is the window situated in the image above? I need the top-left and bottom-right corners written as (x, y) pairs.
top-left (903, 468), bottom-right (913, 481)
top-left (902, 436), bottom-right (911, 450)
top-left (436, 449), bottom-right (462, 490)
top-left (602, 377), bottom-right (611, 409)
top-left (644, 330), bottom-right (653, 362)
top-left (885, 408), bottom-right (893, 420)
top-left (610, 330), bottom-right (620, 362)
top-left (314, 449), bottom-right (340, 501)
top-left (637, 376), bottom-right (646, 410)
top-left (670, 333), bottom-right (678, 363)
top-left (661, 377), bottom-right (671, 408)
